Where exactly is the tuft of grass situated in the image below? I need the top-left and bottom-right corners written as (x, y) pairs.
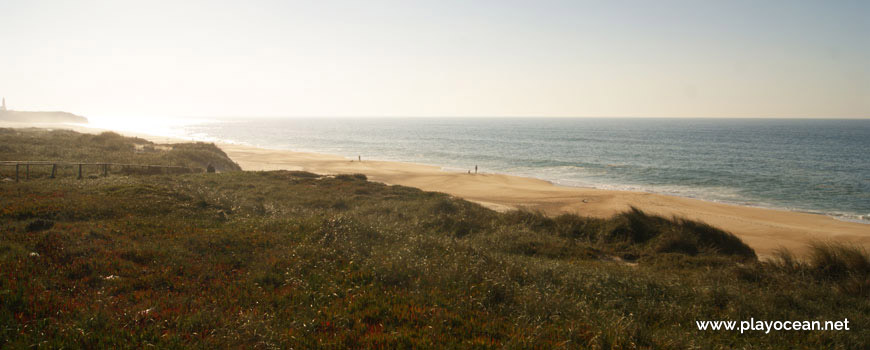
top-left (764, 242), bottom-right (870, 298)
top-left (807, 241), bottom-right (870, 279)
top-left (771, 247), bottom-right (804, 271)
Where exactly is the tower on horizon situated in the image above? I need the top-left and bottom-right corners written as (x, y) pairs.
top-left (1, 97), bottom-right (6, 111)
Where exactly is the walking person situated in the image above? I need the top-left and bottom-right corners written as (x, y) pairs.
top-left (475, 165), bottom-right (478, 174)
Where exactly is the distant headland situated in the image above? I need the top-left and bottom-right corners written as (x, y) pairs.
top-left (0, 97), bottom-right (89, 124)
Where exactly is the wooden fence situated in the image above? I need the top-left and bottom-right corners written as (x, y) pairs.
top-left (0, 161), bottom-right (201, 182)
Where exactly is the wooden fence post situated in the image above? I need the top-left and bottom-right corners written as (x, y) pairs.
top-left (51, 164), bottom-right (56, 178)
top-left (25, 164), bottom-right (29, 180)
top-left (78, 164), bottom-right (83, 179)
top-left (103, 164), bottom-right (108, 176)
top-left (15, 164), bottom-right (19, 182)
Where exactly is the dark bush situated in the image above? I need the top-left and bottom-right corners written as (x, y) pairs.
top-left (335, 173), bottom-right (367, 181)
top-left (25, 219), bottom-right (54, 232)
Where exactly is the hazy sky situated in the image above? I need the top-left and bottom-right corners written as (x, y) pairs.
top-left (0, 0), bottom-right (868, 118)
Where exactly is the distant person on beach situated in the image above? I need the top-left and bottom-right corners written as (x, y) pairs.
top-left (358, 155), bottom-right (361, 162)
top-left (475, 165), bottom-right (478, 174)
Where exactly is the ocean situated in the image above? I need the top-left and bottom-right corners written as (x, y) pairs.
top-left (160, 117), bottom-right (868, 224)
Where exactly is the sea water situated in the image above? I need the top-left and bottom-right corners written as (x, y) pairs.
top-left (174, 117), bottom-right (869, 224)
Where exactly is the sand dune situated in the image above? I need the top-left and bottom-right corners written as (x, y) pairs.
top-left (220, 143), bottom-right (870, 259)
top-left (3, 121), bottom-right (867, 259)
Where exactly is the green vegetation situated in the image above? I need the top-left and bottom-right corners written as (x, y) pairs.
top-left (1, 129), bottom-right (867, 349)
top-left (0, 128), bottom-right (241, 174)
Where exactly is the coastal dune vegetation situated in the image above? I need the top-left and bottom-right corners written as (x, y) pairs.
top-left (1, 129), bottom-right (867, 348)
top-left (0, 128), bottom-right (241, 176)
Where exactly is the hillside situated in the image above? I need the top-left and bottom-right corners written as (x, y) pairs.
top-left (0, 128), bottom-right (867, 349)
top-left (0, 128), bottom-right (241, 172)
top-left (0, 110), bottom-right (89, 124)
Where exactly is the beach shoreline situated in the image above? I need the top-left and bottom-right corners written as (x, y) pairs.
top-left (222, 142), bottom-right (870, 225)
top-left (3, 120), bottom-right (868, 258)
top-left (217, 142), bottom-right (870, 258)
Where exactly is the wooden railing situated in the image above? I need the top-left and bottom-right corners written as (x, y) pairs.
top-left (0, 161), bottom-right (201, 182)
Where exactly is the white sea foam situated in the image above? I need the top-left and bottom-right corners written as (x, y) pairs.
top-left (164, 117), bottom-right (870, 225)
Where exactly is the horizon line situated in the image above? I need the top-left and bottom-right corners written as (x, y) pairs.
top-left (85, 114), bottom-right (870, 120)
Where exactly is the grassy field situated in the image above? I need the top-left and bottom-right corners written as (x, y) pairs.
top-left (1, 129), bottom-right (868, 349)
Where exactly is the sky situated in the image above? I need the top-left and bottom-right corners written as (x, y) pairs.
top-left (0, 0), bottom-right (868, 118)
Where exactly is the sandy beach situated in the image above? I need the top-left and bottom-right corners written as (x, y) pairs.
top-left (219, 143), bottom-right (870, 259)
top-left (3, 121), bottom-right (868, 258)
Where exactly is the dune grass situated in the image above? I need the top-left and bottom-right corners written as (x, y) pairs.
top-left (0, 129), bottom-right (867, 349)
top-left (0, 128), bottom-right (241, 174)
